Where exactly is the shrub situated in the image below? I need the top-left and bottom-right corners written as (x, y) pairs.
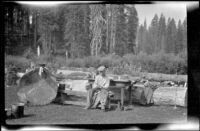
top-left (100, 54), bottom-right (118, 68)
top-left (178, 49), bottom-right (187, 61)
top-left (5, 50), bottom-right (187, 75)
top-left (23, 48), bottom-right (37, 60)
top-left (84, 56), bottom-right (101, 68)
top-left (120, 51), bottom-right (187, 75)
top-left (32, 54), bottom-right (53, 65)
top-left (54, 56), bottom-right (66, 68)
top-left (5, 55), bottom-right (30, 71)
top-left (67, 58), bottom-right (86, 68)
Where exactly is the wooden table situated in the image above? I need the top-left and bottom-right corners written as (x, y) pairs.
top-left (56, 78), bottom-right (133, 109)
top-left (88, 79), bottom-right (133, 110)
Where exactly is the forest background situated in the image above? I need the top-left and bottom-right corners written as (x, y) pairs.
top-left (4, 4), bottom-right (187, 75)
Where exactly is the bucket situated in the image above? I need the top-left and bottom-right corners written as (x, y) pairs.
top-left (5, 108), bottom-right (11, 119)
top-left (18, 103), bottom-right (25, 117)
top-left (11, 103), bottom-right (24, 118)
top-left (58, 83), bottom-right (65, 91)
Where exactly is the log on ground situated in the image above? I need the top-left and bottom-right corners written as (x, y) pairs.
top-left (152, 87), bottom-right (187, 107)
top-left (140, 72), bottom-right (187, 82)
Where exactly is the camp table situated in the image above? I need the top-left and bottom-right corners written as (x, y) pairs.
top-left (88, 78), bottom-right (133, 110)
top-left (56, 78), bottom-right (133, 109)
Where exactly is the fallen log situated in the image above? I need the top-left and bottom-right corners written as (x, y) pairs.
top-left (140, 72), bottom-right (187, 83)
top-left (152, 87), bottom-right (187, 107)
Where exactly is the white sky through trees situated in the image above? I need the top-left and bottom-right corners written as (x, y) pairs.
top-left (135, 2), bottom-right (198, 27)
top-left (17, 1), bottom-right (198, 27)
top-left (135, 3), bottom-right (186, 27)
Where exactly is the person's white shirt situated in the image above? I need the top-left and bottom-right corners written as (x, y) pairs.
top-left (93, 75), bottom-right (110, 89)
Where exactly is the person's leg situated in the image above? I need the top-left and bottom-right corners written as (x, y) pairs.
top-left (91, 91), bottom-right (100, 109)
top-left (84, 88), bottom-right (99, 109)
top-left (99, 89), bottom-right (109, 111)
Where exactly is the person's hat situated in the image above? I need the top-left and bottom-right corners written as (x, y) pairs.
top-left (97, 66), bottom-right (106, 72)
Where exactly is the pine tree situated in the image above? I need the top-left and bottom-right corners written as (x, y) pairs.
top-left (182, 17), bottom-right (187, 50)
top-left (126, 5), bottom-right (138, 54)
top-left (137, 24), bottom-right (143, 53)
top-left (82, 4), bottom-right (91, 56)
top-left (165, 18), bottom-right (177, 53)
top-left (175, 20), bottom-right (184, 54)
top-left (115, 4), bottom-right (127, 56)
top-left (109, 4), bottom-right (118, 54)
top-left (62, 5), bottom-right (91, 58)
top-left (170, 18), bottom-right (177, 54)
top-left (158, 14), bottom-right (166, 52)
top-left (149, 14), bottom-right (159, 54)
top-left (165, 17), bottom-right (171, 53)
top-left (90, 4), bottom-right (105, 56)
top-left (100, 4), bottom-right (107, 55)
top-left (142, 19), bottom-right (148, 54)
top-left (5, 5), bottom-right (31, 55)
top-left (37, 6), bottom-right (60, 56)
top-left (137, 19), bottom-right (147, 54)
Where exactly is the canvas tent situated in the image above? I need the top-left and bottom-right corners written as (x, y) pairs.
top-left (17, 67), bottom-right (58, 105)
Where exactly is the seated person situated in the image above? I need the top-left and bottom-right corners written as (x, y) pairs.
top-left (84, 66), bottom-right (110, 111)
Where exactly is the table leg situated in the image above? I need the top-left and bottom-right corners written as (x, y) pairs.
top-left (117, 101), bottom-right (121, 111)
top-left (129, 85), bottom-right (132, 105)
top-left (121, 87), bottom-right (124, 109)
top-left (128, 85), bottom-right (134, 110)
top-left (60, 92), bottom-right (65, 103)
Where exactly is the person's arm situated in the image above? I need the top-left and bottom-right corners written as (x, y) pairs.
top-left (103, 78), bottom-right (110, 89)
top-left (92, 75), bottom-right (99, 89)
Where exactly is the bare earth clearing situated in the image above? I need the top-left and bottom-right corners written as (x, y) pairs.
top-left (5, 86), bottom-right (187, 124)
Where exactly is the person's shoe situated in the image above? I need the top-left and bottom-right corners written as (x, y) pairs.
top-left (101, 106), bottom-right (106, 112)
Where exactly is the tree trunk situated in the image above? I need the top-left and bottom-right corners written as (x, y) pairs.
top-left (110, 5), bottom-right (117, 54)
top-left (90, 5), bottom-right (104, 56)
top-left (110, 6), bottom-right (113, 53)
top-left (50, 31), bottom-right (52, 55)
top-left (45, 31), bottom-right (48, 55)
top-left (34, 11), bottom-right (37, 49)
top-left (106, 4), bottom-right (111, 54)
top-left (153, 87), bottom-right (187, 107)
top-left (112, 16), bottom-right (116, 54)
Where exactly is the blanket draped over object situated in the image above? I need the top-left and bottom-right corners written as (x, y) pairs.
top-left (17, 67), bottom-right (58, 106)
top-left (132, 86), bottom-right (154, 105)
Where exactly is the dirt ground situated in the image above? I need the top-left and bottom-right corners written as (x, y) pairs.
top-left (4, 86), bottom-right (187, 124)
